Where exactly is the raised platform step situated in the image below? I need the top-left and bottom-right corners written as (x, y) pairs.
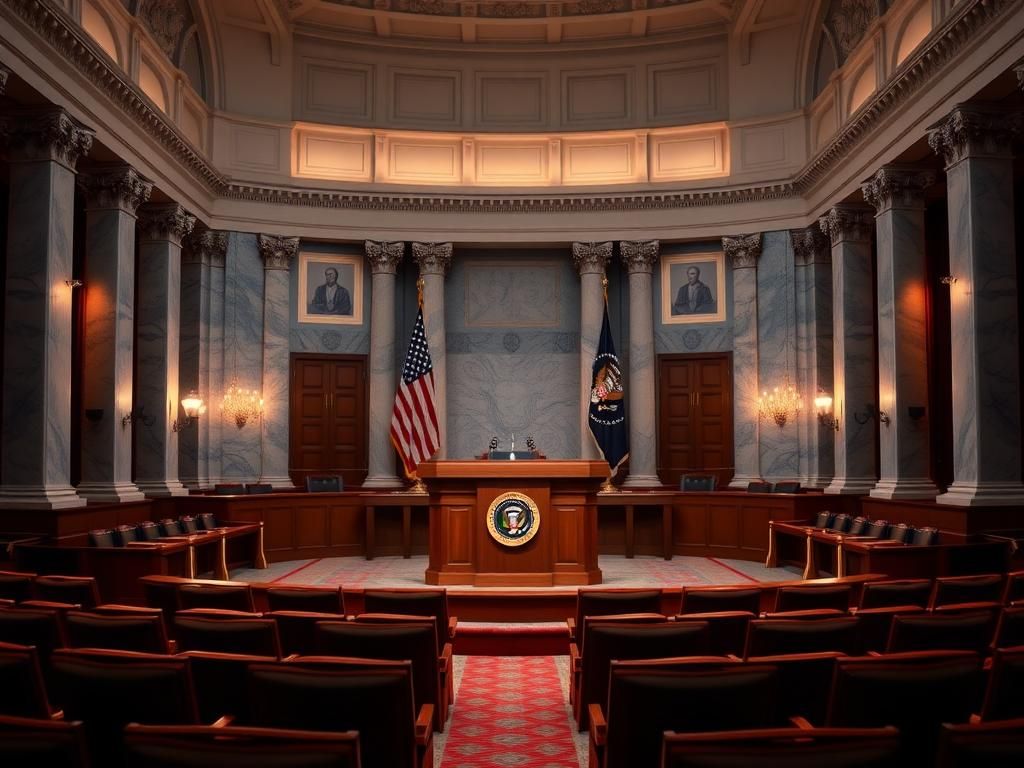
top-left (454, 623), bottom-right (569, 656)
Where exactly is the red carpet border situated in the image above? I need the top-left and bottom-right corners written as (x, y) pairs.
top-left (441, 655), bottom-right (580, 768)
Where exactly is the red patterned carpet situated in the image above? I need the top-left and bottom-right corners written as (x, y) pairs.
top-left (440, 656), bottom-right (580, 768)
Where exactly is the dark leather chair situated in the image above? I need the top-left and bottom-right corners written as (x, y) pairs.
top-left (854, 605), bottom-right (926, 653)
top-left (814, 511), bottom-right (835, 529)
top-left (744, 651), bottom-right (845, 725)
top-left (744, 616), bottom-right (862, 658)
top-left (178, 582), bottom-right (256, 612)
top-left (174, 615), bottom-right (282, 658)
top-left (886, 522), bottom-right (912, 543)
top-left (886, 608), bottom-right (998, 654)
top-left (178, 650), bottom-right (279, 724)
top-left (931, 574), bottom-right (1005, 609)
top-left (123, 723), bottom-right (361, 768)
top-left (0, 605), bottom-right (66, 675)
top-left (114, 524), bottom-right (141, 546)
top-left (137, 521), bottom-right (161, 541)
top-left (747, 480), bottom-right (774, 493)
top-left (159, 518), bottom-right (185, 536)
top-left (662, 726), bottom-right (901, 768)
top-left (1003, 570), bottom-right (1024, 605)
top-left (270, 610), bottom-right (346, 656)
top-left (195, 512), bottom-right (218, 530)
top-left (773, 481), bottom-right (802, 494)
top-left (863, 519), bottom-right (888, 538)
top-left (0, 714), bottom-right (89, 767)
top-left (364, 588), bottom-right (457, 643)
top-left (773, 584), bottom-right (852, 613)
top-left (266, 585), bottom-right (345, 615)
top-left (88, 528), bottom-right (115, 547)
top-left (673, 611), bottom-right (755, 657)
top-left (681, 474), bottom-right (716, 491)
top-left (980, 645), bottom-right (1024, 721)
top-left (830, 514), bottom-right (853, 533)
top-left (0, 570), bottom-right (35, 603)
top-left (33, 575), bottom-right (101, 609)
top-left (65, 610), bottom-right (170, 654)
top-left (994, 605), bottom-right (1024, 649)
top-left (679, 585), bottom-right (761, 615)
top-left (846, 516), bottom-right (870, 535)
top-left (910, 526), bottom-right (939, 546)
top-left (826, 651), bottom-right (983, 765)
top-left (569, 588), bottom-right (662, 645)
top-left (246, 483), bottom-right (274, 494)
top-left (859, 578), bottom-right (932, 609)
top-left (306, 475), bottom-right (342, 492)
top-left (0, 640), bottom-right (54, 718)
top-left (214, 483), bottom-right (245, 495)
top-left (938, 718), bottom-right (1024, 768)
top-left (179, 516), bottom-right (199, 533)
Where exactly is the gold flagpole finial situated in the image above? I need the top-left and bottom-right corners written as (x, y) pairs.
top-left (416, 277), bottom-right (425, 309)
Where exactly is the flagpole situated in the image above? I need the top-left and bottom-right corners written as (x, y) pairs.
top-left (405, 276), bottom-right (429, 494)
top-left (598, 275), bottom-right (619, 494)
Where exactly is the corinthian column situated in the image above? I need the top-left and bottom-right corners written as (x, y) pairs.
top-left (573, 242), bottom-right (612, 460)
top-left (78, 165), bottom-right (152, 503)
top-left (0, 108), bottom-right (93, 509)
top-left (820, 204), bottom-right (877, 495)
top-left (862, 166), bottom-right (938, 499)
top-left (724, 234), bottom-right (763, 488)
top-left (364, 241), bottom-right (405, 487)
top-left (134, 203), bottom-right (195, 498)
top-left (258, 234), bottom-right (299, 488)
top-left (412, 242), bottom-right (452, 459)
top-left (928, 106), bottom-right (1024, 505)
top-left (620, 240), bottom-right (660, 486)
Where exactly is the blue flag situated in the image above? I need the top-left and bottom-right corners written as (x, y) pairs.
top-left (588, 307), bottom-right (628, 470)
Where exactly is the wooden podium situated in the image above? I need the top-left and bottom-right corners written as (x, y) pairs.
top-left (417, 460), bottom-right (608, 586)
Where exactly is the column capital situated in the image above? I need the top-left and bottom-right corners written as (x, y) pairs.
top-left (80, 165), bottom-right (153, 214)
top-left (927, 105), bottom-right (1018, 167)
top-left (412, 242), bottom-right (453, 276)
top-left (0, 64), bottom-right (9, 96)
top-left (6, 107), bottom-right (94, 170)
top-left (861, 166), bottom-right (935, 212)
top-left (572, 241), bottom-right (612, 275)
top-left (365, 240), bottom-right (405, 274)
top-left (620, 240), bottom-right (659, 274)
top-left (258, 234), bottom-right (299, 271)
top-left (789, 226), bottom-right (830, 266)
top-left (722, 233), bottom-right (762, 269)
top-left (184, 227), bottom-right (228, 267)
top-left (137, 203), bottom-right (196, 246)
top-left (1016, 60), bottom-right (1024, 92)
top-left (818, 205), bottom-right (872, 246)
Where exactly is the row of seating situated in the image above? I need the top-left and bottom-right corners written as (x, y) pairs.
top-left (814, 511), bottom-right (940, 544)
top-left (88, 513), bottom-right (222, 548)
top-left (679, 475), bottom-right (802, 493)
top-left (213, 476), bottom-right (344, 494)
top-left (0, 573), bottom-right (101, 608)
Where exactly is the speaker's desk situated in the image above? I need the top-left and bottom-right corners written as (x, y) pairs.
top-left (417, 459), bottom-right (608, 587)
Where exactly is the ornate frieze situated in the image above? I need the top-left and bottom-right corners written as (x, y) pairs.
top-left (140, 0), bottom-right (189, 60)
top-left (80, 165), bottom-right (153, 214)
top-left (412, 241), bottom-right (453, 275)
top-left (258, 234), bottom-right (300, 270)
top-left (0, 64), bottom-right (9, 95)
top-left (927, 105), bottom-right (1019, 167)
top-left (184, 227), bottom-right (228, 267)
top-left (789, 226), bottom-right (830, 267)
top-left (825, 0), bottom-right (878, 64)
top-left (860, 166), bottom-right (935, 212)
top-left (365, 240), bottom-right (405, 274)
top-left (1015, 61), bottom-right (1024, 92)
top-left (572, 242), bottom-right (613, 275)
top-left (818, 205), bottom-right (873, 246)
top-left (722, 233), bottom-right (762, 269)
top-left (137, 203), bottom-right (195, 245)
top-left (620, 240), bottom-right (660, 273)
top-left (5, 107), bottom-right (94, 169)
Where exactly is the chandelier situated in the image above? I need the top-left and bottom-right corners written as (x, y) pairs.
top-left (220, 378), bottom-right (263, 429)
top-left (758, 376), bottom-right (803, 428)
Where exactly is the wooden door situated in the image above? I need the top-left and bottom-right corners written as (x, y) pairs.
top-left (289, 354), bottom-right (367, 488)
top-left (657, 354), bottom-right (733, 488)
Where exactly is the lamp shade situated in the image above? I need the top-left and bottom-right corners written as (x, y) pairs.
top-left (181, 390), bottom-right (204, 418)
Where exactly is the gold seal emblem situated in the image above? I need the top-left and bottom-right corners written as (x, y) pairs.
top-left (486, 492), bottom-right (541, 547)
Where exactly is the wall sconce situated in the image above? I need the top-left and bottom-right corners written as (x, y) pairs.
top-left (121, 406), bottom-right (154, 429)
top-left (172, 390), bottom-right (206, 432)
top-left (939, 276), bottom-right (957, 285)
top-left (814, 389), bottom-right (840, 432)
top-left (853, 404), bottom-right (890, 426)
top-left (65, 279), bottom-right (83, 289)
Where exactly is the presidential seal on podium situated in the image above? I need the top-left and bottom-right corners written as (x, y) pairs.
top-left (486, 491), bottom-right (540, 547)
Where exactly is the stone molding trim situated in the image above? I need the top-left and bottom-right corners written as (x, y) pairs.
top-left (317, 0), bottom-right (692, 19)
top-left (258, 233), bottom-right (301, 270)
top-left (80, 165), bottom-right (153, 214)
top-left (620, 240), bottom-right (660, 273)
top-left (572, 241), bottom-right (613, 274)
top-left (861, 166), bottom-right (936, 212)
top-left (184, 227), bottom-right (229, 266)
top-left (818, 204), bottom-right (873, 246)
top-left (365, 240), bottom-right (406, 274)
top-left (722, 233), bottom-right (762, 269)
top-left (4, 106), bottom-right (94, 170)
top-left (137, 203), bottom-right (196, 245)
top-left (412, 241), bottom-right (453, 275)
top-left (2, 0), bottom-right (1018, 213)
top-left (927, 105), bottom-right (1021, 168)
top-left (789, 226), bottom-right (830, 267)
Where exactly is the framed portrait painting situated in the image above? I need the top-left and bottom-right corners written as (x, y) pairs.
top-left (298, 252), bottom-right (363, 325)
top-left (661, 252), bottom-right (726, 325)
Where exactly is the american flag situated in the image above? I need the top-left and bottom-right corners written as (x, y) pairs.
top-left (390, 308), bottom-right (440, 476)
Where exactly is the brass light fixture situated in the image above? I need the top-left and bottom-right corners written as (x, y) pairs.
top-left (220, 379), bottom-right (262, 429)
top-left (172, 390), bottom-right (206, 432)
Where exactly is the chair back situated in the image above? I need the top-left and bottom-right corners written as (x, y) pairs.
top-left (65, 610), bottom-right (169, 654)
top-left (980, 646), bottom-right (1024, 722)
top-left (886, 523), bottom-right (911, 543)
top-left (137, 521), bottom-right (161, 541)
top-left (196, 512), bottom-right (218, 530)
top-left (744, 652), bottom-right (845, 725)
top-left (680, 586), bottom-right (761, 615)
top-left (266, 586), bottom-right (345, 615)
top-left (864, 520), bottom-right (888, 538)
top-left (995, 606), bottom-right (1024, 649)
top-left (270, 611), bottom-right (349, 656)
top-left (178, 582), bottom-right (256, 612)
top-left (932, 574), bottom-right (1005, 609)
top-left (859, 579), bottom-right (932, 609)
top-left (114, 525), bottom-right (141, 546)
top-left (745, 616), bottom-right (862, 658)
top-left (88, 529), bottom-right (115, 548)
top-left (174, 615), bottom-right (282, 657)
top-left (774, 584), bottom-right (852, 613)
top-left (847, 516), bottom-right (870, 536)
top-left (573, 589), bottom-right (662, 645)
top-left (772, 481), bottom-right (802, 494)
top-left (681, 475), bottom-right (716, 491)
top-left (910, 526), bottom-right (939, 546)
top-left (246, 483), bottom-right (274, 494)
top-left (33, 575), bottom-right (100, 609)
top-left (179, 650), bottom-right (280, 724)
top-left (938, 719), bottom-right (1024, 768)
top-left (0, 605), bottom-right (66, 663)
top-left (0, 641), bottom-right (52, 718)
top-left (886, 609), bottom-right (998, 654)
top-left (1004, 571), bottom-right (1024, 605)
top-left (831, 514), bottom-right (852, 533)
top-left (123, 724), bottom-right (361, 768)
top-left (747, 481), bottom-right (773, 493)
top-left (159, 519), bottom-right (184, 536)
top-left (306, 476), bottom-right (343, 493)
top-left (815, 512), bottom-right (834, 529)
top-left (854, 605), bottom-right (926, 653)
top-left (0, 570), bottom-right (35, 603)
top-left (364, 588), bottom-right (452, 642)
top-left (0, 715), bottom-right (89, 767)
top-left (673, 612), bottom-right (754, 657)
top-left (179, 516), bottom-right (198, 534)
top-left (214, 483), bottom-right (245, 495)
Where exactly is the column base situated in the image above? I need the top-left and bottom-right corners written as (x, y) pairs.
top-left (799, 476), bottom-right (832, 490)
top-left (937, 481), bottom-right (1024, 507)
top-left (76, 482), bottom-right (147, 504)
top-left (621, 474), bottom-right (662, 488)
top-left (362, 474), bottom-right (405, 489)
top-left (728, 474), bottom-right (761, 490)
top-left (0, 485), bottom-right (86, 509)
top-left (824, 478), bottom-right (877, 495)
top-left (180, 477), bottom-right (211, 491)
top-left (135, 480), bottom-right (189, 498)
top-left (869, 479), bottom-right (939, 500)
top-left (262, 476), bottom-right (296, 490)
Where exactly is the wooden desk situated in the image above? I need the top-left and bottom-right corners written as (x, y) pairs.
top-left (362, 492), bottom-right (430, 560)
top-left (596, 491), bottom-right (676, 560)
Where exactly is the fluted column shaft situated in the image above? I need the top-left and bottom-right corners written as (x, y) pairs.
top-left (0, 109), bottom-right (92, 509)
top-left (725, 234), bottom-right (763, 488)
top-left (791, 227), bottom-right (834, 488)
top-left (208, 247), bottom-right (226, 485)
top-left (412, 242), bottom-right (452, 459)
top-left (364, 241), bottom-right (405, 487)
top-left (820, 205), bottom-right (877, 495)
top-left (929, 106), bottom-right (1024, 505)
top-left (573, 242), bottom-right (612, 460)
top-left (78, 166), bottom-right (151, 502)
top-left (620, 240), bottom-right (659, 486)
top-left (134, 203), bottom-right (195, 498)
top-left (863, 167), bottom-right (938, 499)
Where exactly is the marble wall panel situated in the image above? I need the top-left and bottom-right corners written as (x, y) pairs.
top-left (653, 241), bottom-right (733, 354)
top-left (289, 242), bottom-right (370, 355)
top-left (177, 258), bottom-right (203, 486)
top-left (208, 261), bottom-right (225, 484)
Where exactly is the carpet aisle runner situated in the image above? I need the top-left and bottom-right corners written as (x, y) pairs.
top-left (440, 656), bottom-right (580, 768)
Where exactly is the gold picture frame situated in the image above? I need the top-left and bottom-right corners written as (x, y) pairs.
top-left (297, 251), bottom-right (363, 325)
top-left (661, 251), bottom-right (726, 325)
